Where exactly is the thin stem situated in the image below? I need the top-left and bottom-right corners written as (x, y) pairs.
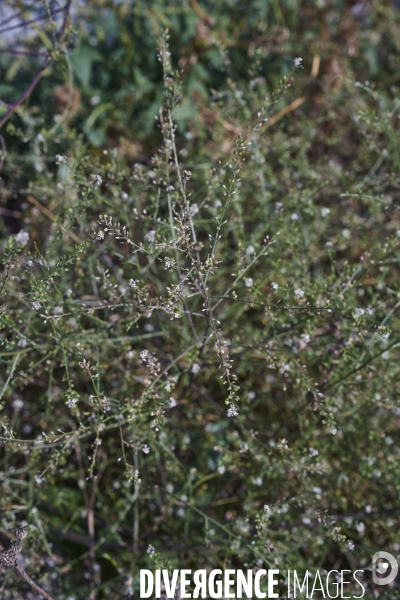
top-left (0, 353), bottom-right (20, 401)
top-left (0, 7), bottom-right (65, 36)
top-left (15, 562), bottom-right (55, 600)
top-left (0, 48), bottom-right (48, 57)
top-left (133, 449), bottom-right (139, 552)
top-left (0, 3), bottom-right (39, 28)
top-left (0, 133), bottom-right (6, 172)
top-left (323, 336), bottom-right (400, 392)
top-left (0, 54), bottom-right (52, 130)
top-left (0, 0), bottom-right (73, 131)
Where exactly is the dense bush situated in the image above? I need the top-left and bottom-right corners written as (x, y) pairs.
top-left (1, 1), bottom-right (400, 598)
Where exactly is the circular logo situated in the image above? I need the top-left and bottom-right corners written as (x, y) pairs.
top-left (372, 551), bottom-right (398, 586)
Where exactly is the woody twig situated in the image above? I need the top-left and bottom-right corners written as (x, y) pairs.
top-left (0, 525), bottom-right (55, 600)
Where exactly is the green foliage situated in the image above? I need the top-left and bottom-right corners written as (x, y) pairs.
top-left (1, 1), bottom-right (400, 599)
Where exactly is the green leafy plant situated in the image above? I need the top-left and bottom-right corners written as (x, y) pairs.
top-left (1, 2), bottom-right (400, 599)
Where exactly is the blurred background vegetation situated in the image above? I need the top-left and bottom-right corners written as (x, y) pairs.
top-left (2, 0), bottom-right (400, 155)
top-left (1, 1), bottom-right (400, 598)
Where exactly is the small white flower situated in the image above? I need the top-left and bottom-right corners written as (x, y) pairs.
top-left (246, 245), bottom-right (255, 256)
top-left (67, 397), bottom-right (78, 409)
top-left (189, 203), bottom-right (199, 216)
top-left (128, 279), bottom-right (139, 289)
top-left (191, 363), bottom-right (201, 375)
top-left (17, 338), bottom-right (28, 347)
top-left (142, 444), bottom-right (150, 454)
top-left (217, 465), bottom-right (226, 474)
top-left (147, 544), bottom-right (155, 555)
top-left (16, 231), bottom-right (29, 246)
top-left (321, 207), bottom-right (331, 217)
top-left (93, 175), bottom-right (103, 187)
top-left (168, 397), bottom-right (177, 408)
top-left (79, 358), bottom-right (90, 371)
top-left (353, 307), bottom-right (365, 318)
top-left (309, 448), bottom-right (319, 457)
top-left (95, 231), bottom-right (105, 240)
top-left (140, 350), bottom-right (150, 361)
top-left (12, 399), bottom-right (24, 411)
top-left (252, 477), bottom-right (263, 486)
top-left (356, 522), bottom-right (365, 534)
top-left (294, 57), bottom-right (303, 67)
top-left (244, 277), bottom-right (253, 288)
top-left (271, 282), bottom-right (279, 290)
top-left (347, 541), bottom-right (355, 551)
top-left (55, 154), bottom-right (67, 165)
top-left (278, 438), bottom-right (289, 450)
top-left (163, 257), bottom-right (176, 270)
top-left (264, 505), bottom-right (271, 514)
top-left (145, 230), bottom-right (156, 243)
top-left (166, 185), bottom-right (175, 193)
top-left (291, 212), bottom-right (299, 221)
top-left (295, 288), bottom-right (304, 298)
top-left (90, 95), bottom-right (100, 106)
top-left (227, 404), bottom-right (239, 417)
top-left (31, 301), bottom-right (41, 311)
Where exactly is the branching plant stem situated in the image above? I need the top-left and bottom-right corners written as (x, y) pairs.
top-left (0, 0), bottom-right (73, 132)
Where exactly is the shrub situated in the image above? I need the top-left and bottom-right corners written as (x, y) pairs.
top-left (1, 2), bottom-right (400, 599)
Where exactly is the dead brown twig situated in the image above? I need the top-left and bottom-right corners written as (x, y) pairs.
top-left (26, 195), bottom-right (80, 242)
top-left (221, 54), bottom-right (321, 135)
top-left (189, 0), bottom-right (215, 24)
top-left (0, 526), bottom-right (55, 600)
top-left (15, 563), bottom-right (55, 600)
top-left (262, 54), bottom-right (320, 131)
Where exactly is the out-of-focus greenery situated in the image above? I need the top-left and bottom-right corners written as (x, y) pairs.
top-left (1, 1), bottom-right (400, 599)
top-left (2, 0), bottom-right (400, 151)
